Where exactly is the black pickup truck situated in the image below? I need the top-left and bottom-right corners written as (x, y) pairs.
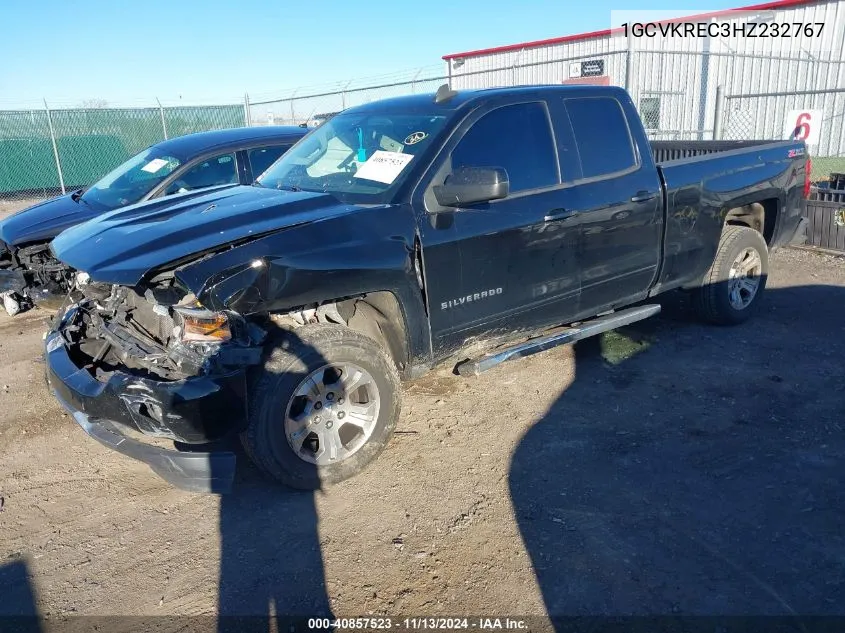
top-left (43, 85), bottom-right (809, 493)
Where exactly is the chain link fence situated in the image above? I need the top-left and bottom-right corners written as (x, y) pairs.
top-left (5, 48), bottom-right (845, 200)
top-left (248, 74), bottom-right (446, 127)
top-left (248, 48), bottom-right (845, 167)
top-left (0, 103), bottom-right (245, 200)
top-left (721, 87), bottom-right (845, 182)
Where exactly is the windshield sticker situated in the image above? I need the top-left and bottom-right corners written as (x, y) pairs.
top-left (141, 158), bottom-right (170, 174)
top-left (404, 131), bottom-right (428, 145)
top-left (380, 136), bottom-right (403, 152)
top-left (353, 150), bottom-right (414, 184)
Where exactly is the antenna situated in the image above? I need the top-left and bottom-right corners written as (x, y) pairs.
top-left (434, 83), bottom-right (458, 104)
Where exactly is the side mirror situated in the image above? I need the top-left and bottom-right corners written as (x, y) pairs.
top-left (433, 166), bottom-right (509, 207)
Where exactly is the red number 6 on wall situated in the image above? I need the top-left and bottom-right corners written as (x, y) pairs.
top-left (785, 109), bottom-right (822, 146)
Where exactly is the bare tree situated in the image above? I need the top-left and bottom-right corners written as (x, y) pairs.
top-left (78, 98), bottom-right (109, 109)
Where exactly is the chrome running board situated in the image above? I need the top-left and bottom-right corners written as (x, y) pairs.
top-left (455, 304), bottom-right (661, 376)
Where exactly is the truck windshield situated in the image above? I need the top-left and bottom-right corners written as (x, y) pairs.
top-left (256, 111), bottom-right (448, 203)
top-left (80, 149), bottom-right (181, 210)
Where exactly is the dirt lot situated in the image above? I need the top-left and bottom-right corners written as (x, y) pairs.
top-left (1, 196), bottom-right (844, 628)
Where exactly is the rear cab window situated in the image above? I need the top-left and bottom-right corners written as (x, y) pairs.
top-left (564, 97), bottom-right (638, 179)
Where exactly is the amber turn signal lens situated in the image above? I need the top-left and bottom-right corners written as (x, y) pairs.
top-left (175, 308), bottom-right (231, 342)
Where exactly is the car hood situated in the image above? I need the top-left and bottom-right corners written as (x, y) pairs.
top-left (51, 185), bottom-right (360, 285)
top-left (0, 193), bottom-right (94, 247)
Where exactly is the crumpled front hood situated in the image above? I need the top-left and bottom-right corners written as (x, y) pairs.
top-left (51, 185), bottom-right (358, 285)
top-left (0, 194), bottom-right (93, 246)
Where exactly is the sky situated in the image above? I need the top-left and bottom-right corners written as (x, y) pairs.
top-left (0, 0), bottom-right (745, 109)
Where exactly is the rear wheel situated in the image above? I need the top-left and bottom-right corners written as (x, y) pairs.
top-left (242, 324), bottom-right (401, 490)
top-left (692, 225), bottom-right (768, 325)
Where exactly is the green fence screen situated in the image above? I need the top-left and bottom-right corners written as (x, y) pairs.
top-left (0, 104), bottom-right (245, 198)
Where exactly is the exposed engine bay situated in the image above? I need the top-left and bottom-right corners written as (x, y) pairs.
top-left (0, 240), bottom-right (75, 316)
top-left (59, 278), bottom-right (269, 381)
top-left (57, 274), bottom-right (364, 383)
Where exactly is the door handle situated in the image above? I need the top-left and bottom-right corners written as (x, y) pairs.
top-left (544, 208), bottom-right (579, 222)
top-left (631, 191), bottom-right (658, 203)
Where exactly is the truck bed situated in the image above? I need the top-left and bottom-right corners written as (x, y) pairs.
top-left (649, 138), bottom-right (807, 295)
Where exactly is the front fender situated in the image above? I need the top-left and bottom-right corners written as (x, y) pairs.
top-left (174, 203), bottom-right (432, 368)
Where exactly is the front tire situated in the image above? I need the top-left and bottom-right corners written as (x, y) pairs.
top-left (692, 225), bottom-right (769, 325)
top-left (241, 324), bottom-right (401, 490)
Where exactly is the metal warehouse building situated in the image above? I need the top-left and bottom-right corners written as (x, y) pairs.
top-left (442, 0), bottom-right (845, 156)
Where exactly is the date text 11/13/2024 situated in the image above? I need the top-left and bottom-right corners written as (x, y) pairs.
top-left (307, 617), bottom-right (528, 630)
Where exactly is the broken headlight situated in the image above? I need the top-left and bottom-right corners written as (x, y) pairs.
top-left (173, 306), bottom-right (232, 343)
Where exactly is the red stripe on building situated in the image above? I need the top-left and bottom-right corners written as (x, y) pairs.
top-left (561, 75), bottom-right (611, 85)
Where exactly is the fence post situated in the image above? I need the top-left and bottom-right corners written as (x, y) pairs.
top-left (289, 89), bottom-right (298, 126)
top-left (625, 49), bottom-right (633, 92)
top-left (43, 99), bottom-right (65, 195)
top-left (244, 92), bottom-right (252, 127)
top-left (713, 85), bottom-right (724, 140)
top-left (156, 98), bottom-right (168, 139)
top-left (341, 81), bottom-right (352, 110)
top-left (510, 48), bottom-right (524, 86)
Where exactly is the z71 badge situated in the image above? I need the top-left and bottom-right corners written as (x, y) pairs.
top-left (441, 288), bottom-right (503, 310)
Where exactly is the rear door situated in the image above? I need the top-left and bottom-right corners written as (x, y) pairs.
top-left (562, 95), bottom-right (663, 313)
top-left (416, 99), bottom-right (582, 353)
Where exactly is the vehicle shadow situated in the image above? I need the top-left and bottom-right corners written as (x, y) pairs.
top-left (509, 282), bottom-right (845, 623)
top-left (216, 329), bottom-right (334, 633)
top-left (0, 558), bottom-right (43, 632)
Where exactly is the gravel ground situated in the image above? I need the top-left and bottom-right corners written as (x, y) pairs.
top-left (0, 198), bottom-right (44, 219)
top-left (0, 197), bottom-right (844, 628)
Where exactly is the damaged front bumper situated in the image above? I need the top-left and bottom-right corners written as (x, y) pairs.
top-left (0, 269), bottom-right (26, 294)
top-left (52, 387), bottom-right (236, 494)
top-left (44, 307), bottom-right (249, 493)
top-left (0, 240), bottom-right (78, 315)
top-left (1, 266), bottom-right (70, 315)
top-left (0, 269), bottom-right (27, 316)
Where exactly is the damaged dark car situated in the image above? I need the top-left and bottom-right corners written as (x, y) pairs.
top-left (44, 85), bottom-right (808, 493)
top-left (0, 126), bottom-right (306, 316)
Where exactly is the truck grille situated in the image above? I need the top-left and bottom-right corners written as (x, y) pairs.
top-left (77, 284), bottom-right (178, 348)
top-left (120, 289), bottom-right (177, 346)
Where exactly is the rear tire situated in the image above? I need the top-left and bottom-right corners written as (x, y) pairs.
top-left (241, 324), bottom-right (401, 490)
top-left (692, 225), bottom-right (768, 325)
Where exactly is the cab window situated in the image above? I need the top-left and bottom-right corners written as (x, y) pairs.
top-left (165, 153), bottom-right (238, 195)
top-left (450, 102), bottom-right (558, 193)
top-left (564, 97), bottom-right (637, 179)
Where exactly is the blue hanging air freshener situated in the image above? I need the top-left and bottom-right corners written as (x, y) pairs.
top-left (357, 127), bottom-right (367, 163)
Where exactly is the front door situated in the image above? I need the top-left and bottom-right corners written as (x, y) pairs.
top-left (416, 100), bottom-right (581, 355)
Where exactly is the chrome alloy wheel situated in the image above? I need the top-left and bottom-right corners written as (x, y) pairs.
top-left (727, 246), bottom-right (763, 310)
top-left (284, 363), bottom-right (381, 466)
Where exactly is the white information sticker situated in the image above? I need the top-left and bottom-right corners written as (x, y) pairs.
top-left (353, 151), bottom-right (414, 184)
top-left (141, 158), bottom-right (169, 173)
